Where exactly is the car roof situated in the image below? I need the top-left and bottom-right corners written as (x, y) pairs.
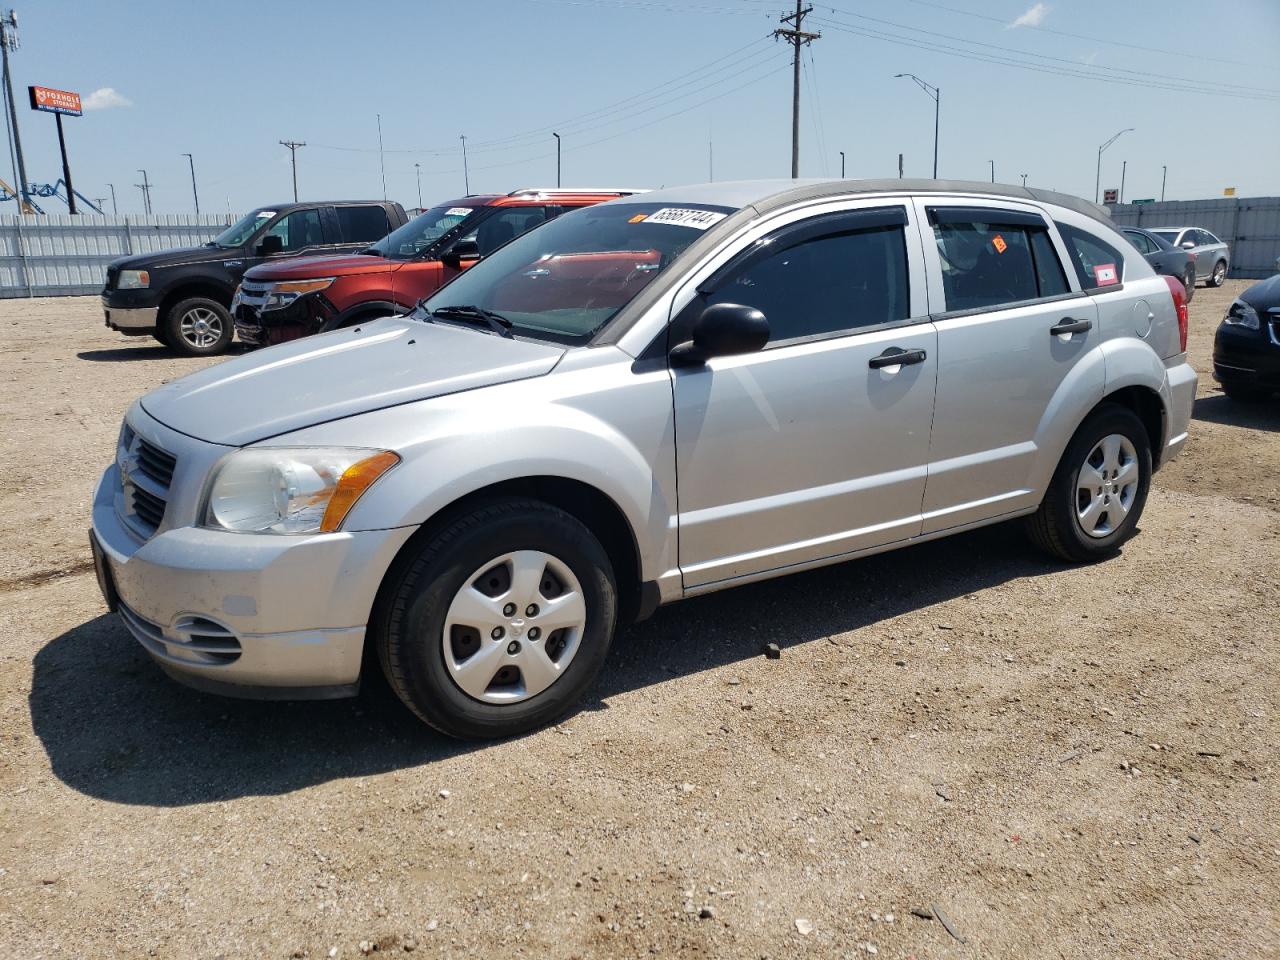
top-left (606, 177), bottom-right (1113, 228)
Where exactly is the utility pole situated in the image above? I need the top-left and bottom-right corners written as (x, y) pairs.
top-left (414, 162), bottom-right (422, 209)
top-left (1120, 159), bottom-right (1127, 204)
top-left (708, 136), bottom-right (713, 182)
top-left (134, 169), bottom-right (151, 215)
top-left (279, 139), bottom-right (305, 201)
top-left (774, 2), bottom-right (819, 179)
top-left (376, 114), bottom-right (386, 201)
top-left (1, 9), bottom-right (31, 213)
top-left (1161, 164), bottom-right (1167, 202)
top-left (553, 132), bottom-right (561, 188)
top-left (894, 73), bottom-right (939, 178)
top-left (181, 152), bottom-right (199, 214)
top-left (107, 182), bottom-right (117, 214)
top-left (1094, 127), bottom-right (1133, 203)
top-left (839, 150), bottom-right (845, 177)
top-left (459, 134), bottom-right (469, 194)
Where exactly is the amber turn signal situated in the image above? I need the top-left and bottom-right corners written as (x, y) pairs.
top-left (319, 450), bottom-right (401, 532)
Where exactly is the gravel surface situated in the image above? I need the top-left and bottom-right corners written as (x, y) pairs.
top-left (1, 282), bottom-right (1277, 959)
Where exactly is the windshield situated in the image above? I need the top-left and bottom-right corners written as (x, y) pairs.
top-left (420, 202), bottom-right (735, 342)
top-left (366, 203), bottom-right (482, 259)
top-left (1149, 230), bottom-right (1179, 244)
top-left (212, 208), bottom-right (276, 248)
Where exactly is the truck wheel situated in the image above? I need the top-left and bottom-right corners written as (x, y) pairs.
top-left (1208, 260), bottom-right (1227, 287)
top-left (152, 325), bottom-right (172, 347)
top-left (164, 297), bottom-right (233, 356)
top-left (1025, 404), bottom-right (1152, 563)
top-left (376, 499), bottom-right (618, 739)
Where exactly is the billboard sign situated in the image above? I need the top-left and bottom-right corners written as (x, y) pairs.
top-left (1102, 188), bottom-right (1119, 204)
top-left (28, 85), bottom-right (82, 117)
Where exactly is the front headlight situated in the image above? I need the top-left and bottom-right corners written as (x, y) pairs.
top-left (117, 269), bottom-right (149, 289)
top-left (1224, 299), bottom-right (1260, 330)
top-left (263, 277), bottom-right (335, 311)
top-left (204, 448), bottom-right (399, 534)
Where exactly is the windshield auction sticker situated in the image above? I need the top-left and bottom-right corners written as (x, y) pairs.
top-left (642, 208), bottom-right (727, 230)
top-left (445, 207), bottom-right (473, 217)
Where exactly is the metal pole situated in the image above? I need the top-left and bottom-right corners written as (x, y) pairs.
top-left (414, 162), bottom-right (422, 209)
top-left (898, 152), bottom-right (903, 178)
top-left (1120, 160), bottom-right (1127, 204)
top-left (279, 140), bottom-right (304, 202)
top-left (1095, 146), bottom-right (1102, 204)
top-left (840, 150), bottom-right (845, 177)
top-left (1, 12), bottom-right (30, 212)
top-left (108, 182), bottom-right (117, 215)
top-left (136, 168), bottom-right (151, 215)
top-left (376, 113), bottom-right (386, 201)
top-left (989, 159), bottom-right (994, 183)
top-left (552, 132), bottom-right (560, 188)
top-left (1020, 173), bottom-right (1028, 187)
top-left (932, 88), bottom-right (939, 178)
top-left (1161, 165), bottom-right (1167, 202)
top-left (181, 152), bottom-right (199, 214)
top-left (460, 134), bottom-right (469, 194)
top-left (55, 111), bottom-right (75, 213)
top-left (790, 1), bottom-right (801, 178)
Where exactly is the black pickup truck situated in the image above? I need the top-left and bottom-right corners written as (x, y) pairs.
top-left (101, 200), bottom-right (409, 356)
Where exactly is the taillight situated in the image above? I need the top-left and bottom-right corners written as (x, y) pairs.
top-left (1162, 274), bottom-right (1189, 353)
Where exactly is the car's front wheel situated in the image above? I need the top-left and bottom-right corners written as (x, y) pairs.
top-left (376, 499), bottom-right (618, 739)
top-left (1208, 260), bottom-right (1227, 287)
top-left (164, 297), bottom-right (234, 356)
top-left (1026, 404), bottom-right (1152, 562)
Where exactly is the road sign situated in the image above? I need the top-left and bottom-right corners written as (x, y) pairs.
top-left (1132, 198), bottom-right (1155, 204)
top-left (1223, 187), bottom-right (1236, 197)
top-left (28, 85), bottom-right (81, 116)
top-left (1102, 188), bottom-right (1119, 204)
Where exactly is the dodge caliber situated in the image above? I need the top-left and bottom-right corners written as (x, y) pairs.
top-left (91, 179), bottom-right (1197, 739)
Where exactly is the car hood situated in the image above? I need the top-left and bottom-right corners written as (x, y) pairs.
top-left (110, 245), bottom-right (227, 271)
top-left (1240, 272), bottom-right (1280, 309)
top-left (141, 317), bottom-right (565, 446)
top-left (243, 253), bottom-right (401, 282)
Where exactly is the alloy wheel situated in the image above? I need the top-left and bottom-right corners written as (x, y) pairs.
top-left (442, 550), bottom-right (587, 704)
top-left (179, 306), bottom-right (224, 349)
top-left (1076, 433), bottom-right (1139, 538)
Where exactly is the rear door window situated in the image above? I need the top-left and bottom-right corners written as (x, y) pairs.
top-left (704, 207), bottom-right (911, 344)
top-left (929, 207), bottom-right (1068, 312)
top-left (1055, 222), bottom-right (1126, 291)
top-left (335, 205), bottom-right (390, 244)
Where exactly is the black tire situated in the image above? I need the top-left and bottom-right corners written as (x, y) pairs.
top-left (1182, 267), bottom-right (1195, 303)
top-left (1221, 381), bottom-right (1271, 403)
top-left (151, 324), bottom-right (171, 347)
top-left (1208, 260), bottom-right (1227, 287)
top-left (163, 297), bottom-right (233, 356)
top-left (376, 499), bottom-right (618, 739)
top-left (1025, 403), bottom-right (1152, 563)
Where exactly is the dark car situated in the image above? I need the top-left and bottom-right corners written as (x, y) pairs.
top-left (1213, 273), bottom-right (1280, 401)
top-left (1121, 227), bottom-right (1195, 302)
top-left (101, 200), bottom-right (409, 356)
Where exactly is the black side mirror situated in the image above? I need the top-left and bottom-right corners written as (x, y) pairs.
top-left (670, 303), bottom-right (769, 367)
top-left (441, 238), bottom-right (481, 270)
top-left (256, 234), bottom-right (284, 256)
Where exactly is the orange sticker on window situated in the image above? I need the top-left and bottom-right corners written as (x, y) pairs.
top-left (628, 213), bottom-right (647, 224)
top-left (992, 234), bottom-right (1008, 254)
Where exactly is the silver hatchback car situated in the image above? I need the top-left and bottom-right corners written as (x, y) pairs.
top-left (91, 179), bottom-right (1197, 738)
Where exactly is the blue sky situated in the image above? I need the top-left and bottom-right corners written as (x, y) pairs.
top-left (6, 0), bottom-right (1279, 215)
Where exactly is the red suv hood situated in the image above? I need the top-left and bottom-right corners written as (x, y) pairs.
top-left (243, 253), bottom-right (401, 282)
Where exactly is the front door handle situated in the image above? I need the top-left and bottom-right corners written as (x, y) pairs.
top-left (869, 347), bottom-right (927, 369)
top-left (1049, 318), bottom-right (1092, 336)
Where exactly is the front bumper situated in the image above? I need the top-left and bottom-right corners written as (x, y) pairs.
top-left (1213, 321), bottom-right (1280, 389)
top-left (102, 294), bottom-right (159, 334)
top-left (91, 451), bottom-right (415, 698)
top-left (233, 287), bottom-right (333, 347)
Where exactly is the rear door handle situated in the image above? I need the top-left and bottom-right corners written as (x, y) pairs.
top-left (869, 347), bottom-right (927, 369)
top-left (1049, 318), bottom-right (1092, 336)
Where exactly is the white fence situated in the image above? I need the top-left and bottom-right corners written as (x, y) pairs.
top-left (1107, 196), bottom-right (1280, 280)
top-left (0, 213), bottom-right (240, 298)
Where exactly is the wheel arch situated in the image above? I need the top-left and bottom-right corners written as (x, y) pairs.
top-left (1097, 385), bottom-right (1165, 469)
top-left (332, 300), bottom-right (407, 328)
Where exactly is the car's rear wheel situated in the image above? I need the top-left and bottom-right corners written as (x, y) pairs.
top-left (1026, 404), bottom-right (1152, 562)
top-left (376, 499), bottom-right (617, 739)
top-left (1208, 260), bottom-right (1227, 287)
top-left (164, 297), bottom-right (233, 356)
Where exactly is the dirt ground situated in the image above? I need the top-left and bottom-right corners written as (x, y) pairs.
top-left (1, 281), bottom-right (1277, 960)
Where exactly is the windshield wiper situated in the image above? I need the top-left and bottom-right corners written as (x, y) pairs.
top-left (430, 304), bottom-right (514, 338)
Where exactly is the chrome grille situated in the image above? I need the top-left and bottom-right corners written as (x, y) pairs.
top-left (117, 425), bottom-right (176, 539)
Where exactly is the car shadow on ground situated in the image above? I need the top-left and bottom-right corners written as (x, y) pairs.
top-left (32, 522), bottom-right (1065, 807)
top-left (1192, 393), bottom-right (1280, 432)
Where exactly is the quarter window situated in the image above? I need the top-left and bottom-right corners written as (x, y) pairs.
top-left (704, 210), bottom-right (910, 344)
top-left (1056, 222), bottom-right (1127, 290)
top-left (930, 209), bottom-right (1068, 311)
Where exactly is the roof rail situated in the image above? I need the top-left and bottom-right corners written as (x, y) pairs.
top-left (506, 187), bottom-right (649, 198)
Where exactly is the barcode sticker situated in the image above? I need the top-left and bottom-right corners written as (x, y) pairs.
top-left (641, 208), bottom-right (727, 230)
top-left (445, 207), bottom-right (472, 217)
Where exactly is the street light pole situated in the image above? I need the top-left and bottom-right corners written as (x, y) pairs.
top-left (181, 152), bottom-right (199, 215)
top-left (1161, 164), bottom-right (1167, 202)
top-left (414, 162), bottom-right (422, 209)
top-left (894, 73), bottom-right (939, 177)
top-left (1094, 127), bottom-right (1134, 203)
top-left (989, 159), bottom-right (994, 183)
top-left (1020, 173), bottom-right (1028, 187)
top-left (839, 150), bottom-right (845, 178)
top-left (552, 132), bottom-right (560, 188)
top-left (459, 134), bottom-right (469, 194)
top-left (107, 182), bottom-right (117, 215)
top-left (1120, 159), bottom-right (1127, 204)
